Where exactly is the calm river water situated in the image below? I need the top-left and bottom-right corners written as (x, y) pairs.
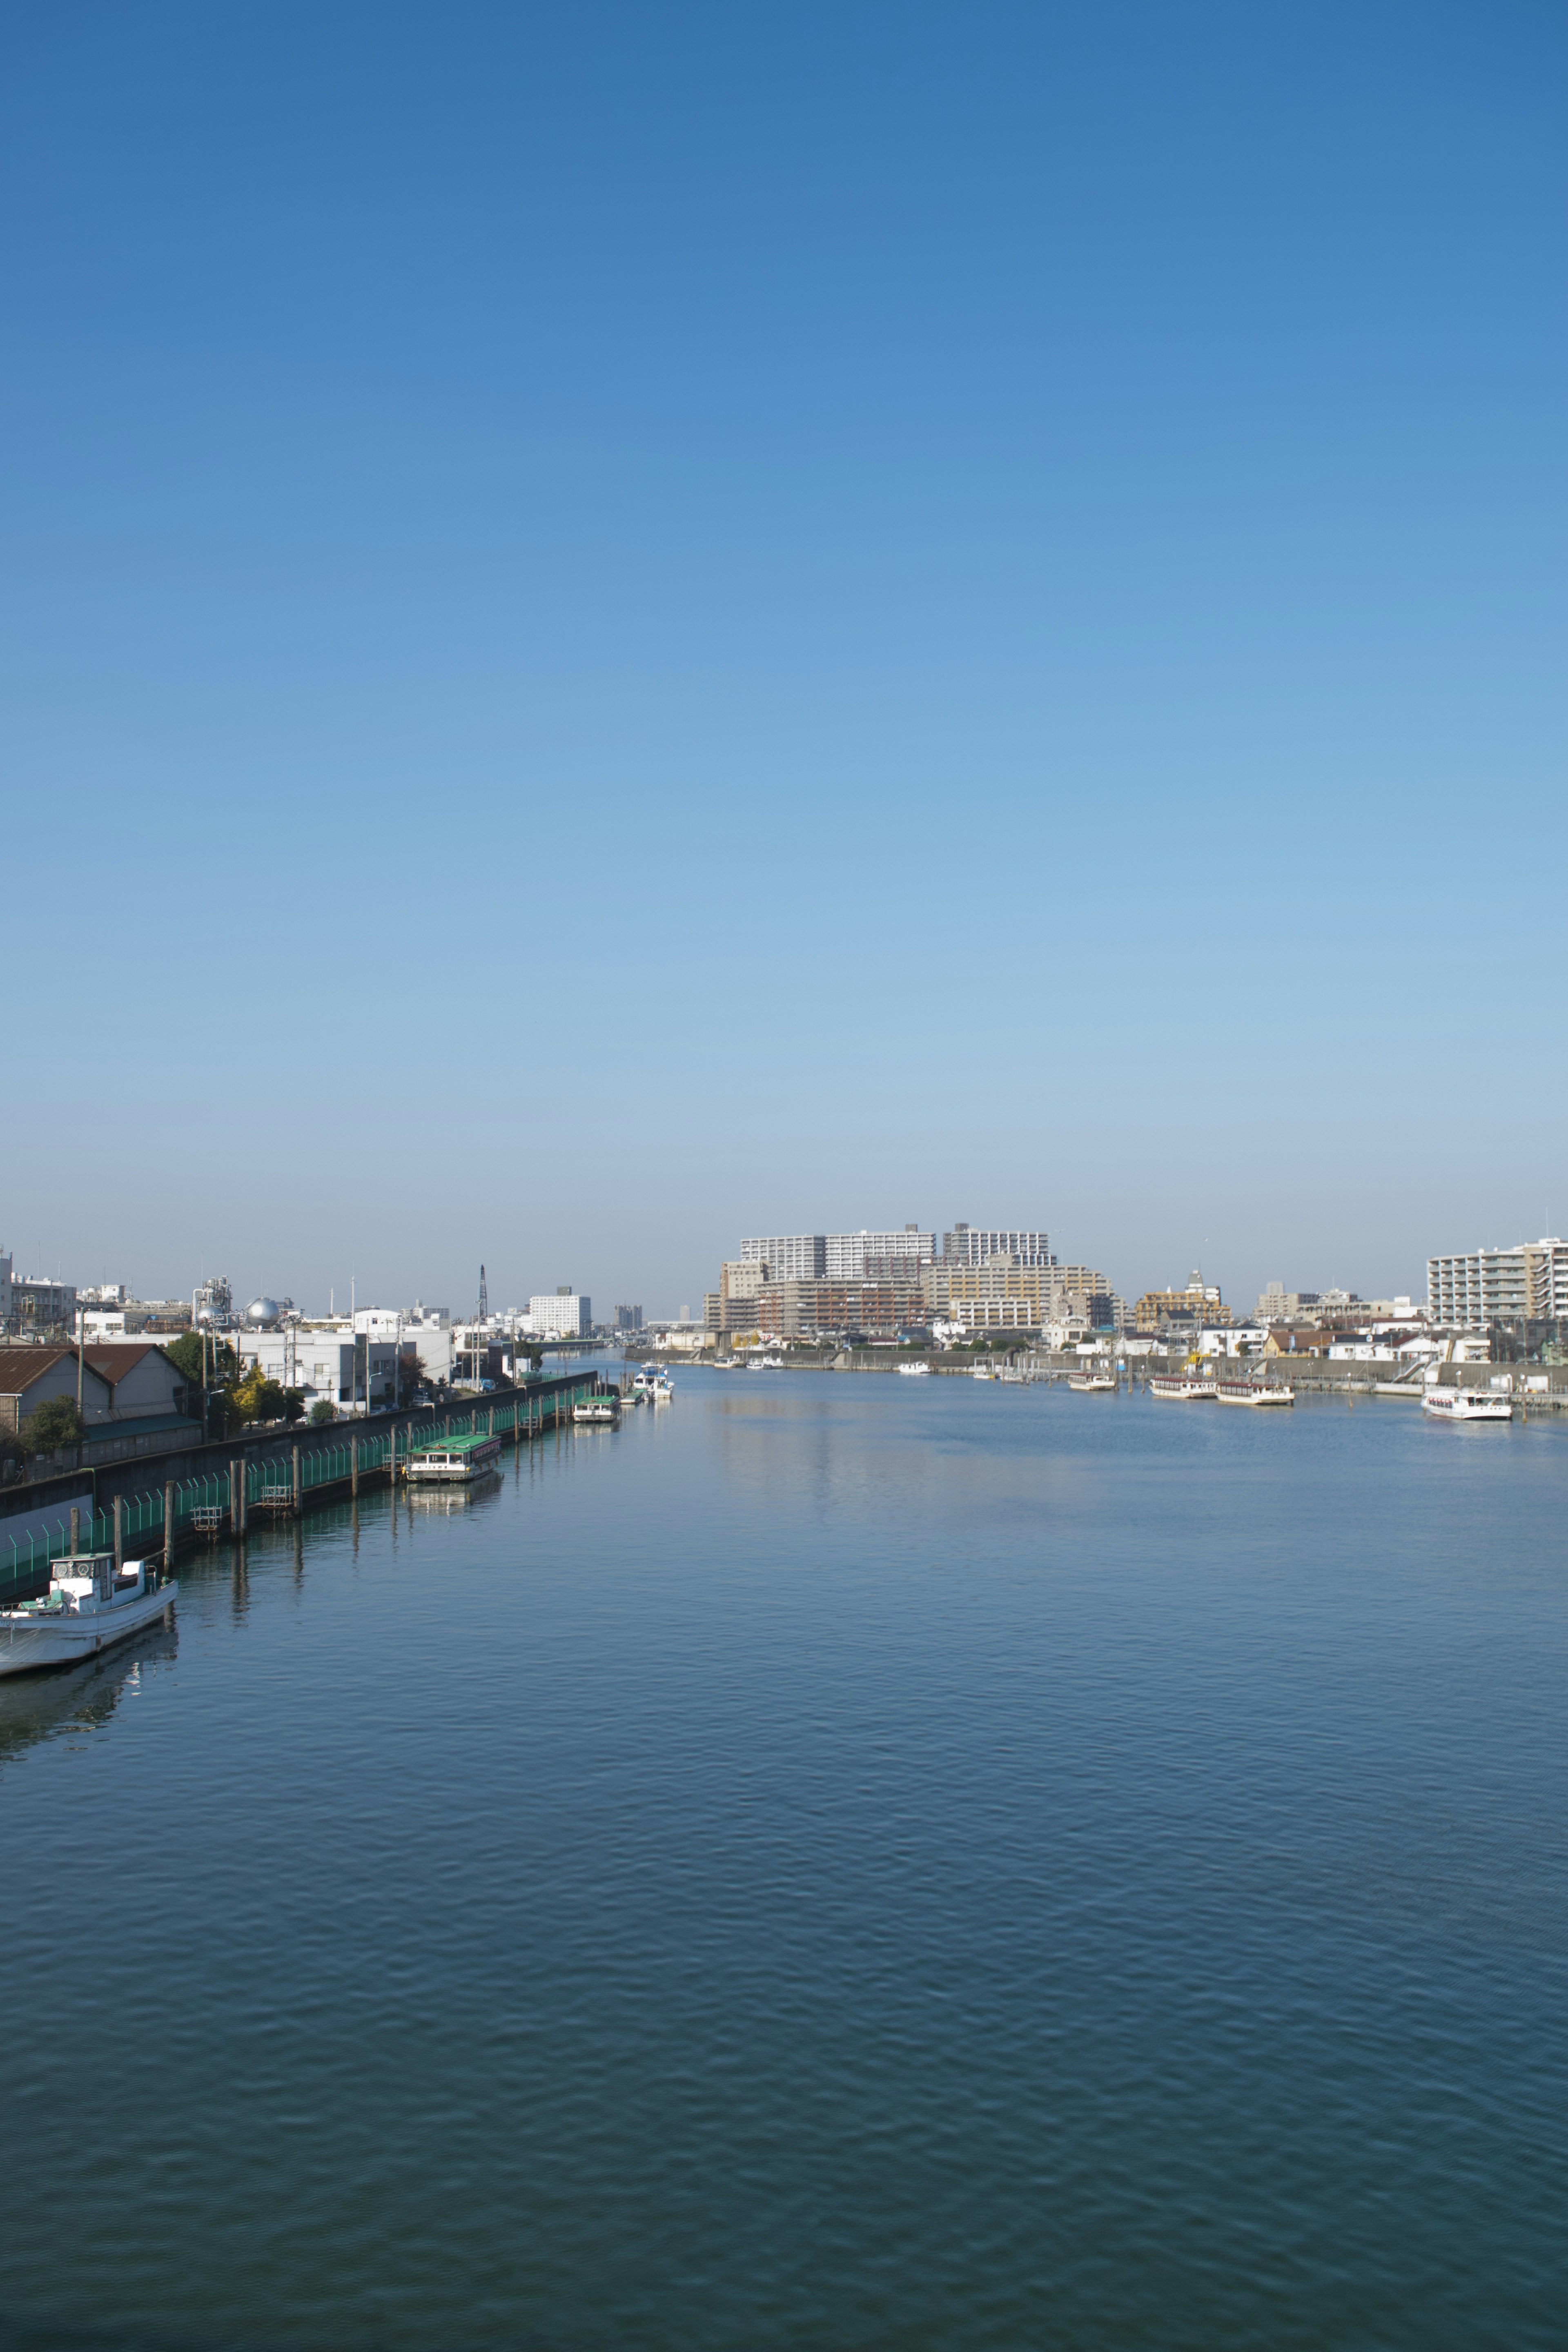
top-left (2, 1372), bottom-right (1566, 2349)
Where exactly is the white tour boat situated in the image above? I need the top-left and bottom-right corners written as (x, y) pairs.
top-left (897, 1361), bottom-right (931, 1376)
top-left (1422, 1386), bottom-right (1512, 1423)
top-left (1067, 1370), bottom-right (1116, 1393)
top-left (1216, 1379), bottom-right (1294, 1407)
top-left (1149, 1372), bottom-right (1214, 1401)
top-left (0, 1554), bottom-right (176, 1679)
top-left (755, 1354), bottom-right (785, 1369)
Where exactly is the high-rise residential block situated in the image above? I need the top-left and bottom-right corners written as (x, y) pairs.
top-left (1427, 1238), bottom-right (1568, 1330)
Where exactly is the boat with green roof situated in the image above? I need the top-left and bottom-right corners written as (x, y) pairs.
top-left (403, 1431), bottom-right (503, 1484)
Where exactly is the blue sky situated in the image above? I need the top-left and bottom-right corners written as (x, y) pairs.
top-left (3, 0), bottom-right (1564, 1318)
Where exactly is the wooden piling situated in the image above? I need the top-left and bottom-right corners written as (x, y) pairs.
top-left (164, 1483), bottom-right (175, 1572)
top-left (112, 1493), bottom-right (123, 1572)
top-left (292, 1445), bottom-right (302, 1515)
top-left (350, 1436), bottom-right (359, 1496)
top-left (69, 1504), bottom-right (79, 1557)
top-left (230, 1460), bottom-right (241, 1535)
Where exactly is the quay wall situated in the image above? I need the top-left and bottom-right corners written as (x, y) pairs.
top-left (0, 1371), bottom-right (605, 1603)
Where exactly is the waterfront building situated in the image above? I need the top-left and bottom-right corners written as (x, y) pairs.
top-left (614, 1305), bottom-right (644, 1332)
top-left (1134, 1274), bottom-right (1231, 1332)
top-left (528, 1290), bottom-right (592, 1340)
top-left (942, 1225), bottom-right (1052, 1267)
top-left (753, 1278), bottom-right (927, 1339)
top-left (1427, 1238), bottom-right (1568, 1332)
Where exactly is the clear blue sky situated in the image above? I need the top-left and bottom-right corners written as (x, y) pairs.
top-left (3, 1), bottom-right (1564, 1318)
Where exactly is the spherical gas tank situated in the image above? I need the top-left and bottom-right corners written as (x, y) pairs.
top-left (246, 1296), bottom-right (281, 1329)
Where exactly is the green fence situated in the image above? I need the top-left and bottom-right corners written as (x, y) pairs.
top-left (0, 1379), bottom-right (601, 1602)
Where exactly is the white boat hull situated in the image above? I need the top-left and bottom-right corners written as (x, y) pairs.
top-left (1422, 1390), bottom-right (1512, 1422)
top-left (0, 1580), bottom-right (177, 1678)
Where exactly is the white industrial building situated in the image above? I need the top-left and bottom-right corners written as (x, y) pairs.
top-left (236, 1325), bottom-right (399, 1414)
top-left (527, 1292), bottom-right (592, 1339)
top-left (1427, 1238), bottom-right (1568, 1330)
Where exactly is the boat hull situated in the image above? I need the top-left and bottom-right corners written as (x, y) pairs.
top-left (1422, 1391), bottom-right (1512, 1422)
top-left (0, 1581), bottom-right (177, 1679)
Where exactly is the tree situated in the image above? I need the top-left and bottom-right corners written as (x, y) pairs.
top-left (165, 1331), bottom-right (239, 1386)
top-left (23, 1396), bottom-right (85, 1455)
top-left (283, 1388), bottom-right (307, 1425)
top-left (229, 1368), bottom-right (287, 1426)
top-left (309, 1399), bottom-right (336, 1426)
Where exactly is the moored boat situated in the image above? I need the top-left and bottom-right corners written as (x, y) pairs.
top-left (1068, 1370), bottom-right (1115, 1392)
top-left (572, 1396), bottom-right (621, 1425)
top-left (1422, 1386), bottom-right (1512, 1422)
top-left (1216, 1379), bottom-right (1294, 1407)
top-left (404, 1432), bottom-right (505, 1482)
top-left (0, 1554), bottom-right (176, 1679)
top-left (897, 1361), bottom-right (930, 1376)
top-left (1149, 1373), bottom-right (1214, 1401)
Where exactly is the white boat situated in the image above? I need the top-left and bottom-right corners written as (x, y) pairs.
top-left (755, 1354), bottom-right (785, 1369)
top-left (972, 1366), bottom-right (997, 1381)
top-left (1149, 1373), bottom-right (1214, 1401)
top-left (898, 1361), bottom-right (930, 1377)
top-left (1422, 1386), bottom-right (1512, 1422)
top-left (404, 1433), bottom-right (504, 1482)
top-left (1216, 1379), bottom-right (1294, 1407)
top-left (572, 1397), bottom-right (621, 1425)
top-left (1067, 1371), bottom-right (1116, 1393)
top-left (650, 1374), bottom-right (673, 1402)
top-left (0, 1554), bottom-right (176, 1679)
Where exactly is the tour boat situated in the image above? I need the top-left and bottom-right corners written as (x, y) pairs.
top-left (1067, 1370), bottom-right (1116, 1393)
top-left (572, 1397), bottom-right (621, 1425)
top-left (897, 1361), bottom-right (930, 1376)
top-left (1149, 1373), bottom-right (1214, 1401)
top-left (755, 1354), bottom-right (785, 1369)
top-left (1216, 1379), bottom-right (1294, 1407)
top-left (0, 1555), bottom-right (176, 1679)
top-left (1422, 1387), bottom-right (1512, 1422)
top-left (403, 1432), bottom-right (505, 1482)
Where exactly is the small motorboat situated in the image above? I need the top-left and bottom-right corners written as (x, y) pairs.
top-left (0, 1554), bottom-right (176, 1679)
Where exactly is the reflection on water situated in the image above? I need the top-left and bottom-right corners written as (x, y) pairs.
top-left (1, 1381), bottom-right (1566, 2351)
top-left (0, 1624), bottom-right (178, 1766)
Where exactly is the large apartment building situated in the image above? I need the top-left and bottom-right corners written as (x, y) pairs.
top-left (1134, 1274), bottom-right (1231, 1332)
top-left (929, 1262), bottom-right (1121, 1333)
top-left (738, 1229), bottom-right (934, 1281)
top-left (1427, 1238), bottom-right (1568, 1331)
top-left (942, 1225), bottom-right (1052, 1267)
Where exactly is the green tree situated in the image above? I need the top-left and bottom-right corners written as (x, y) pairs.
top-left (22, 1396), bottom-right (85, 1454)
top-left (229, 1368), bottom-right (287, 1425)
top-left (282, 1388), bottom-right (306, 1425)
top-left (308, 1399), bottom-right (336, 1426)
top-left (165, 1331), bottom-right (239, 1386)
